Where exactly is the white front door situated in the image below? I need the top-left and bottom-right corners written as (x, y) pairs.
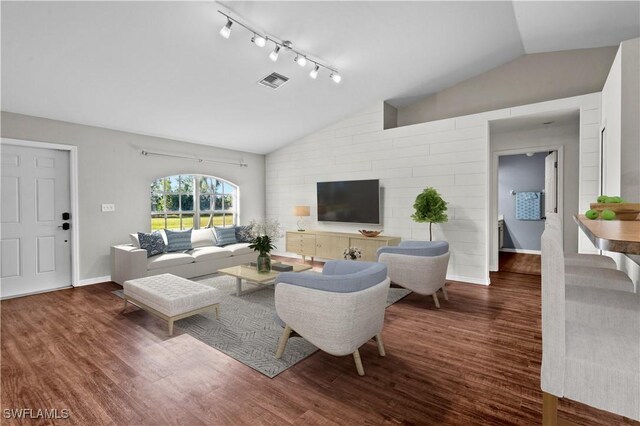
top-left (1, 143), bottom-right (72, 298)
top-left (544, 151), bottom-right (558, 217)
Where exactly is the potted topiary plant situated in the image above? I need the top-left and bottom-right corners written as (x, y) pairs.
top-left (249, 235), bottom-right (276, 273)
top-left (411, 187), bottom-right (448, 241)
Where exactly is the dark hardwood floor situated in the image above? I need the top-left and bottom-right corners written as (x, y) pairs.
top-left (499, 252), bottom-right (541, 276)
top-left (1, 263), bottom-right (635, 425)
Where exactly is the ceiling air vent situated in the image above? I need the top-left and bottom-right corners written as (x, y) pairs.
top-left (257, 72), bottom-right (289, 90)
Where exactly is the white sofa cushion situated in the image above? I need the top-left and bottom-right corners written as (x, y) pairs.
top-left (191, 228), bottom-right (217, 248)
top-left (124, 274), bottom-right (221, 316)
top-left (129, 233), bottom-right (141, 248)
top-left (147, 252), bottom-right (194, 270)
top-left (191, 246), bottom-right (232, 262)
top-left (131, 230), bottom-right (169, 248)
top-left (224, 243), bottom-right (253, 256)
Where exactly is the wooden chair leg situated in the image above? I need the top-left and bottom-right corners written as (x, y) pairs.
top-left (123, 298), bottom-right (128, 311)
top-left (275, 325), bottom-right (292, 359)
top-left (168, 319), bottom-right (174, 336)
top-left (214, 305), bottom-right (220, 320)
top-left (542, 392), bottom-right (558, 426)
top-left (375, 333), bottom-right (386, 357)
top-left (353, 349), bottom-right (365, 376)
top-left (441, 285), bottom-right (449, 301)
top-left (432, 293), bottom-right (440, 308)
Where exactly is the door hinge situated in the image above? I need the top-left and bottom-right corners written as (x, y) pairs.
top-left (554, 161), bottom-right (558, 168)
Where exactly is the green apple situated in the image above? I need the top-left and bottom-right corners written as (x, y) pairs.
top-left (605, 196), bottom-right (621, 203)
top-left (585, 209), bottom-right (599, 220)
top-left (597, 195), bottom-right (609, 203)
top-left (601, 209), bottom-right (616, 220)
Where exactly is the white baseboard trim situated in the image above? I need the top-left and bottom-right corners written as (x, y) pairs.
top-left (500, 248), bottom-right (541, 255)
top-left (446, 274), bottom-right (490, 286)
top-left (76, 275), bottom-right (112, 287)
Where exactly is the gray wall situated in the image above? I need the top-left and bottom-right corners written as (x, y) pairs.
top-left (1, 112), bottom-right (266, 281)
top-left (498, 153), bottom-right (546, 251)
top-left (491, 120), bottom-right (580, 253)
top-left (621, 38), bottom-right (640, 202)
top-left (397, 46), bottom-right (617, 127)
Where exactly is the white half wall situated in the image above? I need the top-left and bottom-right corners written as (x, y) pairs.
top-left (265, 93), bottom-right (601, 285)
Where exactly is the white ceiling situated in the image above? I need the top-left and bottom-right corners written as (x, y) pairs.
top-left (513, 1), bottom-right (640, 53)
top-left (2, 1), bottom-right (638, 154)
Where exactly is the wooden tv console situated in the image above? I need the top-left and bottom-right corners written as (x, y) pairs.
top-left (285, 230), bottom-right (401, 262)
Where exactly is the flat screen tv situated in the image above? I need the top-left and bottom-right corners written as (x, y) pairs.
top-left (317, 179), bottom-right (380, 224)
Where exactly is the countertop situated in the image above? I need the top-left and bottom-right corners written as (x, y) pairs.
top-left (574, 214), bottom-right (640, 255)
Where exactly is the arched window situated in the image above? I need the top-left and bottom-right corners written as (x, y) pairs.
top-left (150, 175), bottom-right (237, 230)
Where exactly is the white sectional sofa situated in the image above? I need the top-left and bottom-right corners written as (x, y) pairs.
top-left (111, 228), bottom-right (256, 285)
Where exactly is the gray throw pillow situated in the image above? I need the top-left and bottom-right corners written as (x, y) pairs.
top-left (165, 229), bottom-right (193, 252)
top-left (215, 227), bottom-right (238, 246)
top-left (137, 232), bottom-right (166, 257)
top-left (235, 225), bottom-right (253, 243)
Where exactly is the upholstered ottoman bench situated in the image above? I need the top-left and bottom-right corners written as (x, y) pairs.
top-left (123, 273), bottom-right (221, 336)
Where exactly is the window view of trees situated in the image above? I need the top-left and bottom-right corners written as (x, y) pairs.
top-left (151, 175), bottom-right (237, 230)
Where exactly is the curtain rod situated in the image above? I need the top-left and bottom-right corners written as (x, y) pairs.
top-left (140, 150), bottom-right (248, 168)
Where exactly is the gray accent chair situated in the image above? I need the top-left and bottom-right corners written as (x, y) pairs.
top-left (376, 241), bottom-right (450, 308)
top-left (540, 226), bottom-right (640, 424)
top-left (545, 213), bottom-right (618, 270)
top-left (274, 261), bottom-right (390, 376)
top-left (545, 214), bottom-right (634, 293)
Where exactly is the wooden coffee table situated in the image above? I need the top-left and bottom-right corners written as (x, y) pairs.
top-left (218, 263), bottom-right (312, 296)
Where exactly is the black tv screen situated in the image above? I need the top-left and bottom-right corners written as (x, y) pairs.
top-left (317, 179), bottom-right (380, 224)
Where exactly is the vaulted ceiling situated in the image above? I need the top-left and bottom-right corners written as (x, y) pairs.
top-left (2, 1), bottom-right (638, 154)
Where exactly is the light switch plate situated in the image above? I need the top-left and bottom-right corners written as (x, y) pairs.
top-left (101, 203), bottom-right (115, 212)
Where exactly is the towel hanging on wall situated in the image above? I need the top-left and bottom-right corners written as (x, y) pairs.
top-left (515, 191), bottom-right (542, 220)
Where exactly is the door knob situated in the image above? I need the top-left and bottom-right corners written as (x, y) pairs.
top-left (58, 223), bottom-right (70, 230)
top-left (62, 212), bottom-right (70, 220)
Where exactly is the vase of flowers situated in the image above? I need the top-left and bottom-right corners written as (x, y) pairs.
top-left (249, 235), bottom-right (276, 273)
top-left (343, 247), bottom-right (362, 260)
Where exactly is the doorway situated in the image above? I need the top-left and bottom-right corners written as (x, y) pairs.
top-left (496, 151), bottom-right (556, 275)
top-left (488, 109), bottom-right (579, 273)
top-left (1, 139), bottom-right (79, 299)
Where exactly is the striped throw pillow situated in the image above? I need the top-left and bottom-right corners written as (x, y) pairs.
top-left (165, 229), bottom-right (193, 252)
top-left (215, 227), bottom-right (238, 247)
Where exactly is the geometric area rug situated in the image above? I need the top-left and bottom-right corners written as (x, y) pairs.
top-left (114, 274), bottom-right (411, 378)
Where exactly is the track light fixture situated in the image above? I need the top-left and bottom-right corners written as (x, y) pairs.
top-left (217, 10), bottom-right (341, 84)
top-left (309, 64), bottom-right (320, 79)
top-left (220, 19), bottom-right (233, 39)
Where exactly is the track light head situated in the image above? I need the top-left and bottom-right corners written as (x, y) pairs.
top-left (269, 45), bottom-right (281, 62)
top-left (216, 11), bottom-right (341, 85)
top-left (309, 64), bottom-right (320, 79)
top-left (251, 34), bottom-right (266, 47)
top-left (295, 55), bottom-right (307, 67)
top-left (220, 19), bottom-right (233, 39)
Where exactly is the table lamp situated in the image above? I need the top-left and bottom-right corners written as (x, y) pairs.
top-left (293, 206), bottom-right (310, 231)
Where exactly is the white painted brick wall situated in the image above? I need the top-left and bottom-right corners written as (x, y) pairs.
top-left (266, 93), bottom-right (602, 284)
